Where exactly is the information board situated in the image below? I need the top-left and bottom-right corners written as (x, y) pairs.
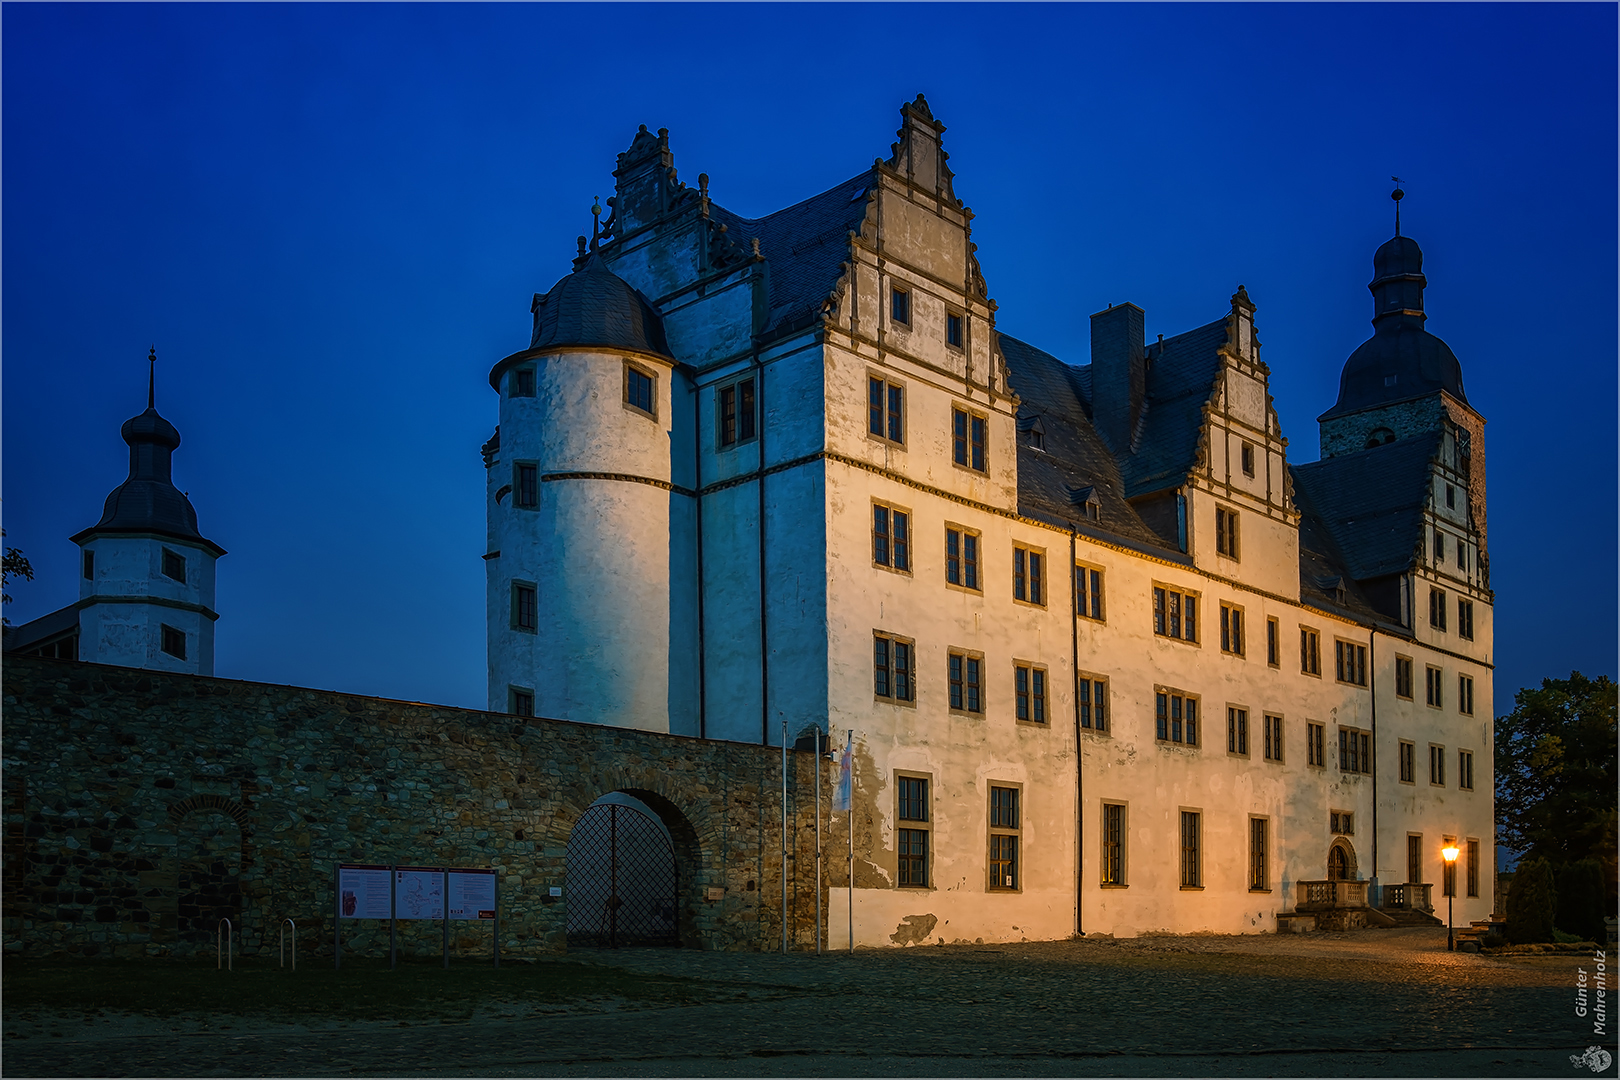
top-left (448, 867), bottom-right (497, 920)
top-left (394, 866), bottom-right (444, 920)
top-left (338, 864), bottom-right (392, 920)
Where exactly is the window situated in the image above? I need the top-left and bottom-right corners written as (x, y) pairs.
top-left (890, 286), bottom-right (911, 326)
top-left (952, 408), bottom-right (987, 473)
top-left (1155, 689), bottom-right (1199, 746)
top-left (1395, 656), bottom-right (1414, 699)
top-left (1075, 563), bottom-right (1104, 621)
top-left (1013, 545), bottom-right (1044, 605)
top-left (1330, 810), bottom-right (1354, 835)
top-left (1466, 839), bottom-right (1479, 897)
top-left (514, 463), bottom-right (539, 508)
top-left (512, 368), bottom-right (535, 397)
top-left (1442, 835), bottom-right (1457, 897)
top-left (1458, 674), bottom-right (1475, 716)
top-left (945, 311), bottom-right (964, 349)
top-left (945, 526), bottom-right (980, 591)
top-left (1220, 603), bottom-right (1245, 657)
top-left (1425, 665), bottom-right (1444, 708)
top-left (1227, 707), bottom-right (1249, 756)
top-left (948, 650), bottom-right (984, 714)
top-left (1300, 627), bottom-right (1320, 675)
top-left (1266, 617), bottom-right (1279, 666)
top-left (624, 362), bottom-right (656, 417)
top-left (1433, 530), bottom-right (1446, 564)
top-left (988, 786), bottom-right (1020, 890)
top-left (873, 632), bottom-right (915, 703)
top-left (1153, 585), bottom-right (1199, 643)
top-left (162, 548), bottom-right (186, 584)
top-left (1241, 442), bottom-right (1256, 478)
top-left (897, 776), bottom-right (930, 888)
top-left (1338, 727), bottom-right (1371, 774)
top-left (1262, 714), bottom-right (1284, 762)
top-left (1179, 810), bottom-right (1201, 888)
top-left (1429, 744), bottom-right (1446, 786)
top-left (1457, 541), bottom-right (1468, 571)
top-left (1101, 803), bottom-right (1125, 885)
top-left (1457, 599), bottom-right (1474, 640)
top-left (160, 624), bottom-right (186, 660)
top-left (718, 378), bottom-right (757, 448)
top-left (1429, 587), bottom-right (1447, 631)
top-left (512, 582), bottom-right (538, 632)
top-left (1014, 663), bottom-right (1047, 724)
top-left (1399, 740), bottom-right (1416, 783)
top-left (82, 550), bottom-right (94, 580)
top-left (867, 376), bottom-right (905, 445)
top-left (1459, 749), bottom-right (1474, 791)
top-left (1407, 835), bottom-right (1423, 886)
top-left (1445, 484), bottom-right (1456, 509)
top-left (509, 687), bottom-right (535, 717)
top-left (1215, 507), bottom-right (1239, 559)
top-left (1335, 640), bottom-right (1367, 686)
top-left (1306, 722), bottom-right (1326, 768)
top-left (1078, 675), bottom-right (1108, 732)
top-left (1249, 817), bottom-right (1268, 890)
top-left (871, 503), bottom-right (911, 573)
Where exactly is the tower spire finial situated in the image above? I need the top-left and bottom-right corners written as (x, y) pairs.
top-left (1390, 177), bottom-right (1405, 237)
top-left (147, 346), bottom-right (156, 409)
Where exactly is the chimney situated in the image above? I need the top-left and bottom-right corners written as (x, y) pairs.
top-left (1090, 303), bottom-right (1147, 455)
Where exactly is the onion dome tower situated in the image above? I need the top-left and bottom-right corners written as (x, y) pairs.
top-left (70, 349), bottom-right (225, 674)
top-left (483, 252), bottom-right (696, 733)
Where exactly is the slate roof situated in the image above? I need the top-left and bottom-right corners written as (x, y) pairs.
top-left (528, 254), bottom-right (673, 361)
top-left (1289, 431), bottom-right (1441, 581)
top-left (710, 170), bottom-right (875, 342)
top-left (1122, 318), bottom-right (1228, 498)
top-left (1, 604), bottom-right (78, 655)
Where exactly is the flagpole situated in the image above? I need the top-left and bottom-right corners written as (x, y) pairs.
top-left (815, 729), bottom-right (823, 955)
top-left (846, 729), bottom-right (854, 953)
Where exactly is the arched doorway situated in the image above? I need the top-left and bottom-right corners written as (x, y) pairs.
top-left (1327, 839), bottom-right (1357, 881)
top-left (565, 793), bottom-right (678, 947)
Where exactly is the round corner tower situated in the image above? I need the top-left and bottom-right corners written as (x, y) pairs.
top-left (485, 254), bottom-right (691, 731)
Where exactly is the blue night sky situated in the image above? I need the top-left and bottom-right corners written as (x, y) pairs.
top-left (4, 4), bottom-right (1615, 719)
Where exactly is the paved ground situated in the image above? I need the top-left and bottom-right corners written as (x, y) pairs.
top-left (4, 928), bottom-right (1608, 1077)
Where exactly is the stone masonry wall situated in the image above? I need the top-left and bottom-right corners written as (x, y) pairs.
top-left (2, 656), bottom-right (834, 959)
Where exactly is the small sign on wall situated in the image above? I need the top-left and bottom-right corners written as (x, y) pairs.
top-left (549, 886), bottom-right (563, 897)
top-left (706, 886), bottom-right (725, 901)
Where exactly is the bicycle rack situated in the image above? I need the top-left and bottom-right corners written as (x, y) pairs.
top-left (280, 918), bottom-right (296, 971)
top-left (217, 917), bottom-right (233, 971)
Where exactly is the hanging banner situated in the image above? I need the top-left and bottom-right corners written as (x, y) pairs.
top-left (338, 864), bottom-right (392, 920)
top-left (832, 734), bottom-right (853, 812)
top-left (394, 866), bottom-right (445, 920)
top-left (448, 867), bottom-right (497, 920)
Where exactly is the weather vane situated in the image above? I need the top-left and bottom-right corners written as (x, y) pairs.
top-left (1390, 176), bottom-right (1405, 236)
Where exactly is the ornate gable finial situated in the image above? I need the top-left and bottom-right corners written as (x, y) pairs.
top-left (906, 93), bottom-right (935, 122)
top-left (884, 93), bottom-right (955, 202)
top-left (1232, 285), bottom-right (1255, 313)
top-left (147, 345), bottom-right (157, 409)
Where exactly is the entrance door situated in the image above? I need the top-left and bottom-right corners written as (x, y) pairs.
top-left (565, 801), bottom-right (678, 947)
top-left (1328, 844), bottom-right (1350, 881)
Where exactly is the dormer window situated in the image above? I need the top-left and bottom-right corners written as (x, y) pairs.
top-left (1365, 427), bottom-right (1396, 449)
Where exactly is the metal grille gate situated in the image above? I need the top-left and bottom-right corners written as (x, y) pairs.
top-left (565, 802), bottom-right (678, 948)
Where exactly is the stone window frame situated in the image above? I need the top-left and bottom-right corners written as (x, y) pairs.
top-left (870, 500), bottom-right (913, 576)
top-left (508, 686), bottom-right (535, 717)
top-left (1465, 838), bottom-right (1480, 897)
top-left (1226, 704), bottom-right (1251, 758)
top-left (1457, 598), bottom-right (1475, 641)
top-left (717, 376), bottom-right (758, 450)
top-left (895, 771), bottom-right (933, 890)
top-left (1152, 583), bottom-right (1200, 645)
top-left (1012, 660), bottom-right (1048, 726)
top-left (1100, 800), bottom-right (1128, 887)
top-left (944, 308), bottom-right (965, 351)
top-left (951, 404), bottom-right (989, 475)
top-left (1300, 626), bottom-right (1321, 676)
top-left (1338, 726), bottom-right (1371, 775)
top-left (1075, 561), bottom-right (1105, 622)
top-left (1262, 713), bottom-right (1284, 763)
top-left (1154, 686), bottom-right (1200, 747)
top-left (509, 366), bottom-right (536, 398)
top-left (1240, 441), bottom-right (1256, 478)
top-left (987, 782), bottom-right (1022, 892)
top-left (1394, 655), bottom-right (1415, 699)
top-left (160, 623), bottom-right (187, 660)
top-left (162, 547), bottom-right (187, 584)
top-left (866, 372), bottom-right (907, 448)
top-left (948, 648), bottom-right (986, 716)
top-left (1406, 833), bottom-right (1424, 887)
top-left (1249, 815), bottom-right (1271, 892)
top-left (1215, 505), bottom-right (1240, 561)
top-left (1306, 721), bottom-right (1326, 768)
top-left (1428, 586), bottom-right (1448, 632)
top-left (1425, 664), bottom-right (1445, 709)
top-left (1458, 673), bottom-right (1475, 716)
top-left (1330, 809), bottom-right (1354, 836)
top-left (1429, 743), bottom-right (1447, 787)
top-left (889, 283), bottom-right (912, 329)
top-left (1398, 739), bottom-right (1417, 784)
top-left (1334, 638), bottom-right (1368, 686)
top-left (511, 581), bottom-right (538, 633)
top-left (623, 359), bottom-right (658, 420)
top-left (873, 631), bottom-right (917, 706)
top-left (944, 523), bottom-right (982, 594)
top-left (1220, 601), bottom-right (1246, 658)
top-left (1265, 616), bottom-right (1279, 667)
top-left (1012, 543), bottom-right (1046, 608)
top-left (1078, 671), bottom-right (1109, 734)
top-left (1179, 808), bottom-right (1203, 889)
top-left (1458, 748), bottom-right (1475, 791)
top-left (513, 461), bottom-right (540, 509)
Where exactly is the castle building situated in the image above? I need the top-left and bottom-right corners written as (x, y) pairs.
top-left (485, 96), bottom-right (1494, 942)
top-left (5, 352), bottom-right (224, 674)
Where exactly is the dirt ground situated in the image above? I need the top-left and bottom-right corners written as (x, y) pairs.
top-left (4, 927), bottom-right (1608, 1078)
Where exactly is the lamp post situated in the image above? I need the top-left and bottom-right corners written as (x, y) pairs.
top-left (1442, 843), bottom-right (1460, 951)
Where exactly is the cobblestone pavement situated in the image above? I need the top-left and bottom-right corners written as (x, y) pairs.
top-left (4, 929), bottom-right (1604, 1077)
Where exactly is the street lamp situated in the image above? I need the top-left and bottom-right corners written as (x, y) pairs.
top-left (1442, 843), bottom-right (1460, 951)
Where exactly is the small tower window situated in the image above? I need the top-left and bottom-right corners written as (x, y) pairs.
top-left (891, 287), bottom-right (911, 327)
top-left (160, 624), bottom-right (186, 660)
top-left (624, 363), bottom-right (656, 418)
top-left (945, 311), bottom-right (963, 349)
top-left (162, 548), bottom-right (186, 584)
top-left (82, 551), bottom-right (94, 580)
top-left (511, 368), bottom-right (536, 397)
top-left (1446, 484), bottom-right (1456, 509)
top-left (514, 463), bottom-right (539, 509)
top-left (1240, 442), bottom-right (1255, 478)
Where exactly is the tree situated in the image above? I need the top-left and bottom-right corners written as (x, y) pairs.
top-left (1495, 672), bottom-right (1618, 909)
top-left (1505, 856), bottom-right (1556, 944)
top-left (2, 530), bottom-right (34, 627)
top-left (1555, 858), bottom-right (1606, 943)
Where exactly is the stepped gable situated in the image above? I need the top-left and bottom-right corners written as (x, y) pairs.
top-left (709, 169), bottom-right (875, 340)
top-left (999, 332), bottom-right (1183, 555)
top-left (1290, 430), bottom-right (1442, 582)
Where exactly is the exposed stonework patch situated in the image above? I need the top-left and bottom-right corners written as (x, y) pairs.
top-left (888, 912), bottom-right (937, 945)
